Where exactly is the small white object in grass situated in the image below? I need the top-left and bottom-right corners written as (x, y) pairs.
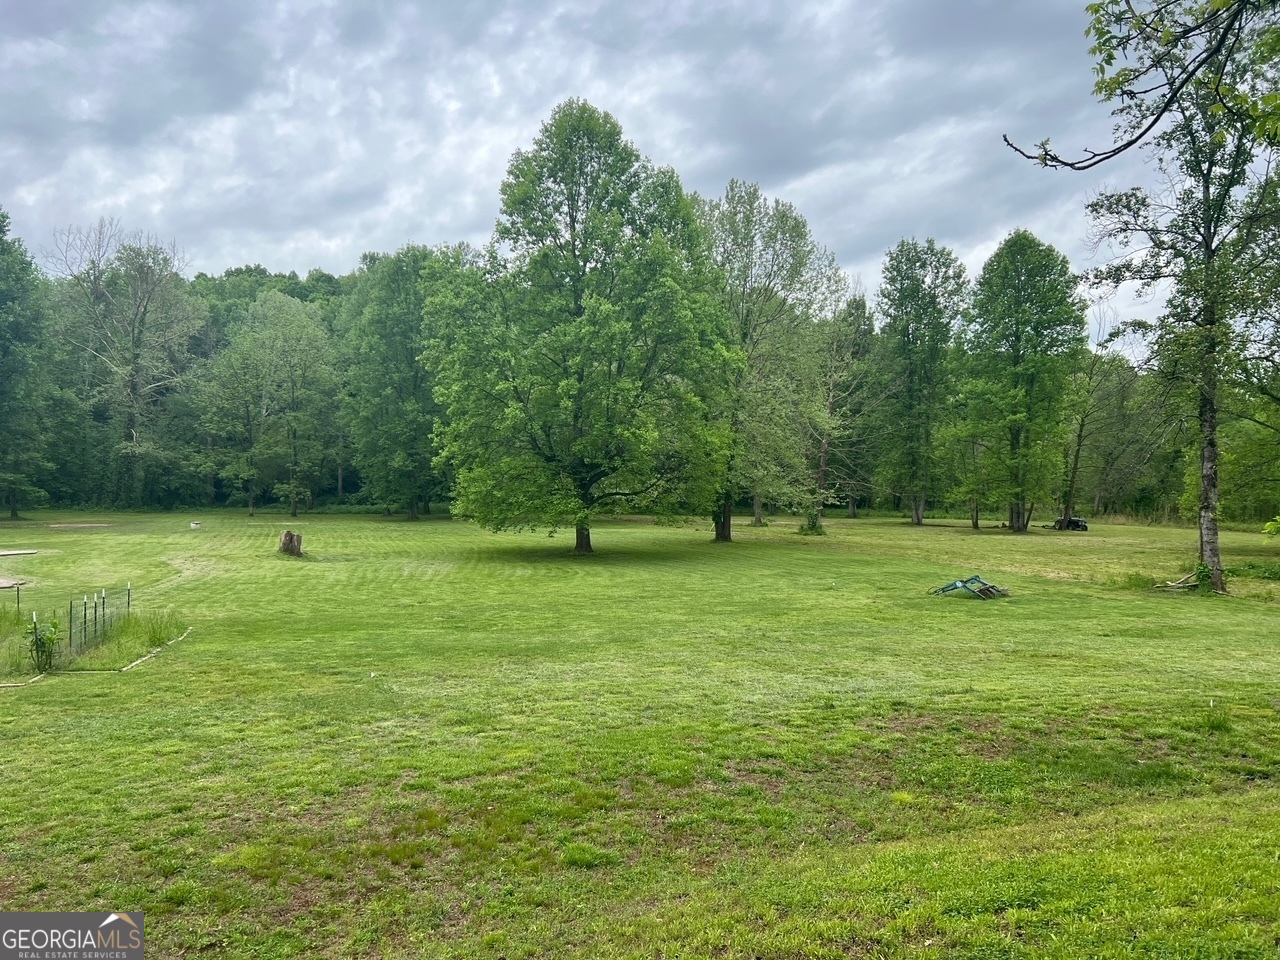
top-left (370, 672), bottom-right (376, 678)
top-left (190, 521), bottom-right (201, 530)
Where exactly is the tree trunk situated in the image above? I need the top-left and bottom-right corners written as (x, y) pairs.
top-left (847, 498), bottom-right (857, 519)
top-left (337, 463), bottom-right (344, 498)
top-left (751, 494), bottom-right (764, 526)
top-left (1009, 499), bottom-right (1030, 533)
top-left (423, 499), bottom-right (431, 515)
top-left (290, 498), bottom-right (298, 518)
top-left (911, 490), bottom-right (925, 526)
top-left (1063, 413), bottom-right (1087, 528)
top-left (1199, 386), bottom-right (1226, 592)
top-left (815, 437), bottom-right (831, 520)
top-left (249, 491), bottom-right (255, 517)
top-left (970, 498), bottom-right (979, 530)
top-left (8, 489), bottom-right (17, 520)
top-left (574, 523), bottom-right (593, 554)
top-left (713, 494), bottom-right (733, 543)
top-left (279, 530), bottom-right (303, 556)
top-left (206, 435), bottom-right (216, 505)
top-left (409, 497), bottom-right (419, 521)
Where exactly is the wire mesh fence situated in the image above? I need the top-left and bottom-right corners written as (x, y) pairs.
top-left (3, 584), bottom-right (135, 676)
top-left (64, 583), bottom-right (133, 660)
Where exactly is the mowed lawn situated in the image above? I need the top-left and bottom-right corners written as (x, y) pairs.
top-left (1, 512), bottom-right (1278, 958)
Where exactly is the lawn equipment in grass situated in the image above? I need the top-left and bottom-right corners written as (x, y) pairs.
top-left (930, 575), bottom-right (1010, 600)
top-left (1052, 516), bottom-right (1089, 531)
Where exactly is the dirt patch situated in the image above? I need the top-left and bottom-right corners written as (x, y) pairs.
top-left (722, 761), bottom-right (787, 799)
top-left (48, 524), bottom-right (110, 530)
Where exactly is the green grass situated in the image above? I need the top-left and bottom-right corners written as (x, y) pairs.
top-left (0, 512), bottom-right (1278, 957)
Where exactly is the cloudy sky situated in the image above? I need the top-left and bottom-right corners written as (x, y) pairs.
top-left (1, 0), bottom-right (1159, 312)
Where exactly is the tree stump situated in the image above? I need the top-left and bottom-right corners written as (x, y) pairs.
top-left (279, 530), bottom-right (303, 556)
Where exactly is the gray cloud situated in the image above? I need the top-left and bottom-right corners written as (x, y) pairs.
top-left (0, 0), bottom-right (1163, 324)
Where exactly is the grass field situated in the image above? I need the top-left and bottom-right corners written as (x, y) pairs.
top-left (0, 512), bottom-right (1278, 958)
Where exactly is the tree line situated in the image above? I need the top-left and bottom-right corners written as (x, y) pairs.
top-left (1, 92), bottom-right (1278, 563)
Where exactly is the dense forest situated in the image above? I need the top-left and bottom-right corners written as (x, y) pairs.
top-left (1, 96), bottom-right (1278, 557)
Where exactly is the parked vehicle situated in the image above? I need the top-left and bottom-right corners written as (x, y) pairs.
top-left (1053, 516), bottom-right (1089, 531)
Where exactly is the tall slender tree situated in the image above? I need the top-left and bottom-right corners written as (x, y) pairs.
top-left (875, 238), bottom-right (967, 525)
top-left (806, 292), bottom-right (887, 528)
top-left (1088, 35), bottom-right (1273, 590)
top-left (961, 230), bottom-right (1087, 532)
top-left (700, 180), bottom-right (842, 541)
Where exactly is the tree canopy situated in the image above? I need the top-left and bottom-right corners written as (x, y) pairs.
top-left (1008, 0), bottom-right (1280, 169)
top-left (425, 100), bottom-right (728, 553)
top-left (3, 93), bottom-right (1279, 557)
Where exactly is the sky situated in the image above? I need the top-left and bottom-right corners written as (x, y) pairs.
top-left (0, 0), bottom-right (1162, 320)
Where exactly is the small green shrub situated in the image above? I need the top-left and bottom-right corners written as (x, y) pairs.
top-left (797, 509), bottom-right (826, 536)
top-left (28, 617), bottom-right (60, 673)
top-left (1194, 563), bottom-right (1215, 591)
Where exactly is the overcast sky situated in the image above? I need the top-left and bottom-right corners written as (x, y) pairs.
top-left (1, 0), bottom-right (1160, 318)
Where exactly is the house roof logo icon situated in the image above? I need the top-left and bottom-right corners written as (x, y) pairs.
top-left (99, 913), bottom-right (139, 929)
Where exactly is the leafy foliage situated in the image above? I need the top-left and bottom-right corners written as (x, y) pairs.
top-left (338, 246), bottom-right (443, 518)
top-left (198, 291), bottom-right (336, 516)
top-left (874, 238), bottom-right (968, 525)
top-left (0, 206), bottom-right (52, 518)
top-left (27, 616), bottom-right (59, 673)
top-left (700, 179), bottom-right (849, 539)
top-left (1010, 0), bottom-right (1280, 168)
top-left (958, 230), bottom-right (1087, 531)
top-left (426, 101), bottom-right (728, 551)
